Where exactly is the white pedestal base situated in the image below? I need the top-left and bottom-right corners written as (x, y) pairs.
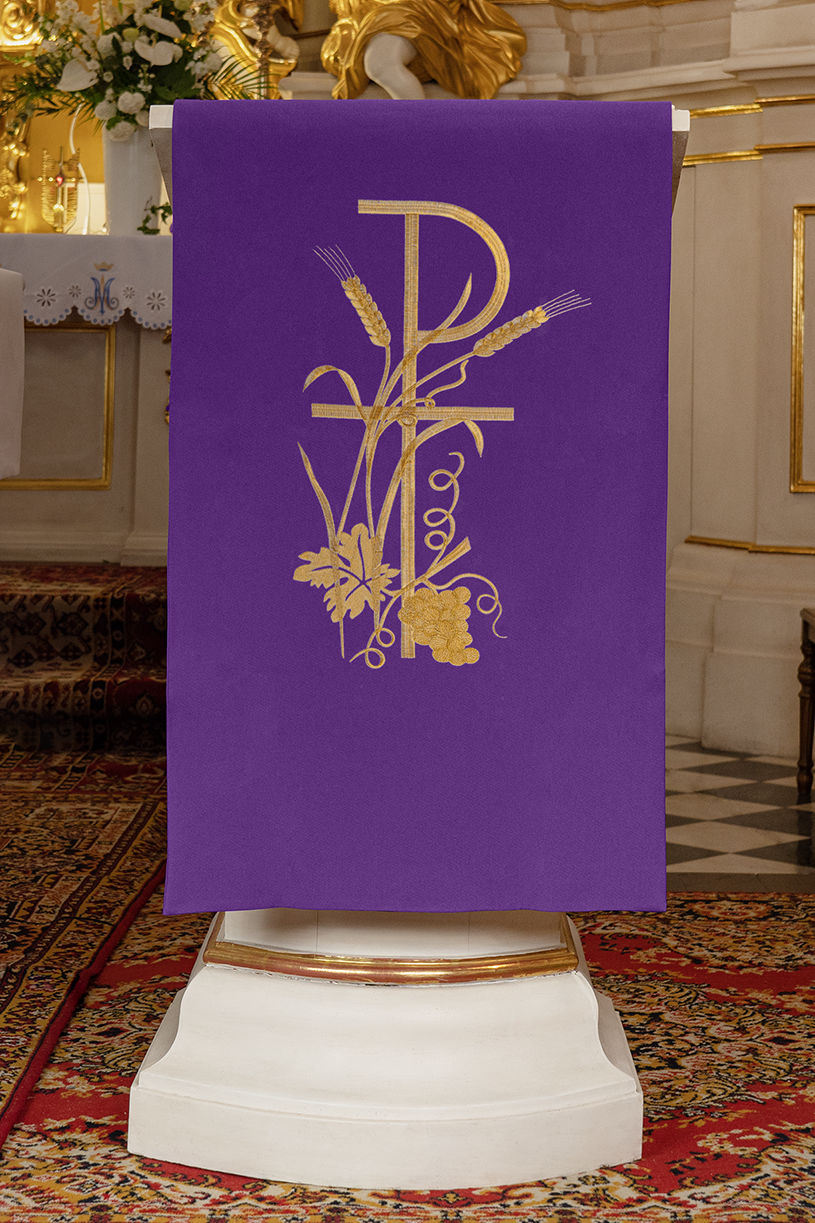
top-left (128, 914), bottom-right (642, 1189)
top-left (667, 542), bottom-right (815, 754)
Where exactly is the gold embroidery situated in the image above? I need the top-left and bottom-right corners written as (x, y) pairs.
top-left (399, 586), bottom-right (480, 666)
top-left (400, 211), bottom-right (420, 655)
top-left (293, 200), bottom-right (590, 669)
top-left (358, 199), bottom-right (510, 345)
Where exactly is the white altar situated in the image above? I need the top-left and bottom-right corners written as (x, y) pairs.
top-left (0, 235), bottom-right (171, 566)
top-left (0, 234), bottom-right (171, 330)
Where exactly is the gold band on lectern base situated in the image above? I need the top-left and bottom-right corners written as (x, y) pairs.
top-left (203, 911), bottom-right (580, 984)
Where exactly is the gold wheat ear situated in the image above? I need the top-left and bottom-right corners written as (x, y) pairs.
top-left (341, 276), bottom-right (391, 349)
top-left (314, 246), bottom-right (392, 350)
top-left (473, 307), bottom-right (547, 358)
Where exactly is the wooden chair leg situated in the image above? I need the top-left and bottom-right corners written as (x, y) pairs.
top-left (797, 620), bottom-right (815, 803)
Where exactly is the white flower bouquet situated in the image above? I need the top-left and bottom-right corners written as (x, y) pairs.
top-left (2, 0), bottom-right (224, 140)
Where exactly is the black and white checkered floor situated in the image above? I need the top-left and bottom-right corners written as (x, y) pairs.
top-left (666, 735), bottom-right (815, 891)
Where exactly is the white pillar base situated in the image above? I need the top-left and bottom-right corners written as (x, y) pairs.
top-left (128, 911), bottom-right (642, 1189)
top-left (667, 542), bottom-right (815, 754)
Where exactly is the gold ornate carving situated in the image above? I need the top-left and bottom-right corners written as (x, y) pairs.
top-left (503, 0), bottom-right (707, 9)
top-left (203, 911), bottom-right (580, 984)
top-left (0, 111), bottom-right (28, 228)
top-left (0, 320), bottom-right (116, 490)
top-left (293, 201), bottom-right (590, 668)
top-left (211, 0), bottom-right (302, 96)
top-left (321, 0), bottom-right (526, 99)
top-left (0, 0), bottom-right (44, 49)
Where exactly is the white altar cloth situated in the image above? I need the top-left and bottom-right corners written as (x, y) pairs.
top-left (0, 234), bottom-right (171, 329)
top-left (0, 268), bottom-right (24, 479)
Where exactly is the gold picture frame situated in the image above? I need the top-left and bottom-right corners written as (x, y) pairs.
top-left (0, 316), bottom-right (116, 490)
top-left (791, 204), bottom-right (815, 492)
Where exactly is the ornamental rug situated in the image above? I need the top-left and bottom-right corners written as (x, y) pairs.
top-left (0, 744), bottom-right (166, 1149)
top-left (0, 564), bottom-right (167, 752)
top-left (1, 890), bottom-right (813, 1222)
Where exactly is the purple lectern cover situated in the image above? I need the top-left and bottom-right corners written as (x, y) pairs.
top-left (166, 99), bottom-right (670, 915)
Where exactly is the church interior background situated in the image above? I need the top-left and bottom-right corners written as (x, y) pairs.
top-left (0, 0), bottom-right (814, 1212)
top-left (5, 0), bottom-right (815, 759)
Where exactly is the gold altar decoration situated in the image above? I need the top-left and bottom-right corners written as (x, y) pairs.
top-left (211, 0), bottom-right (302, 97)
top-left (0, 0), bottom-right (41, 231)
top-left (0, 112), bottom-right (27, 228)
top-left (321, 0), bottom-right (526, 99)
top-left (38, 146), bottom-right (79, 233)
top-left (0, 0), bottom-right (45, 51)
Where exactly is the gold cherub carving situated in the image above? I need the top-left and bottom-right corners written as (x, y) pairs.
top-left (321, 0), bottom-right (526, 100)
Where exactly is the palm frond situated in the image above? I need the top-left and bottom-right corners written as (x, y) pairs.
top-left (209, 53), bottom-right (294, 99)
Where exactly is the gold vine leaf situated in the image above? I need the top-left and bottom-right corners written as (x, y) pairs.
top-left (293, 524), bottom-right (399, 623)
top-left (473, 306), bottom-right (546, 357)
top-left (342, 276), bottom-right (391, 348)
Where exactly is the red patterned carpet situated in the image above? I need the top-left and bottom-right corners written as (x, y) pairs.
top-left (0, 745), bottom-right (166, 1148)
top-left (0, 890), bottom-right (812, 1222)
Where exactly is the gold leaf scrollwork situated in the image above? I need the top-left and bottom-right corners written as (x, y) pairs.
top-left (0, 0), bottom-right (42, 48)
top-left (0, 112), bottom-right (28, 227)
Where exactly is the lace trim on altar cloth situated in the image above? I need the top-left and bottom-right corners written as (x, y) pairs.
top-left (0, 234), bottom-right (171, 330)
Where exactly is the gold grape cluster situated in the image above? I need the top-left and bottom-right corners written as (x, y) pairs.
top-left (399, 587), bottom-right (480, 666)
